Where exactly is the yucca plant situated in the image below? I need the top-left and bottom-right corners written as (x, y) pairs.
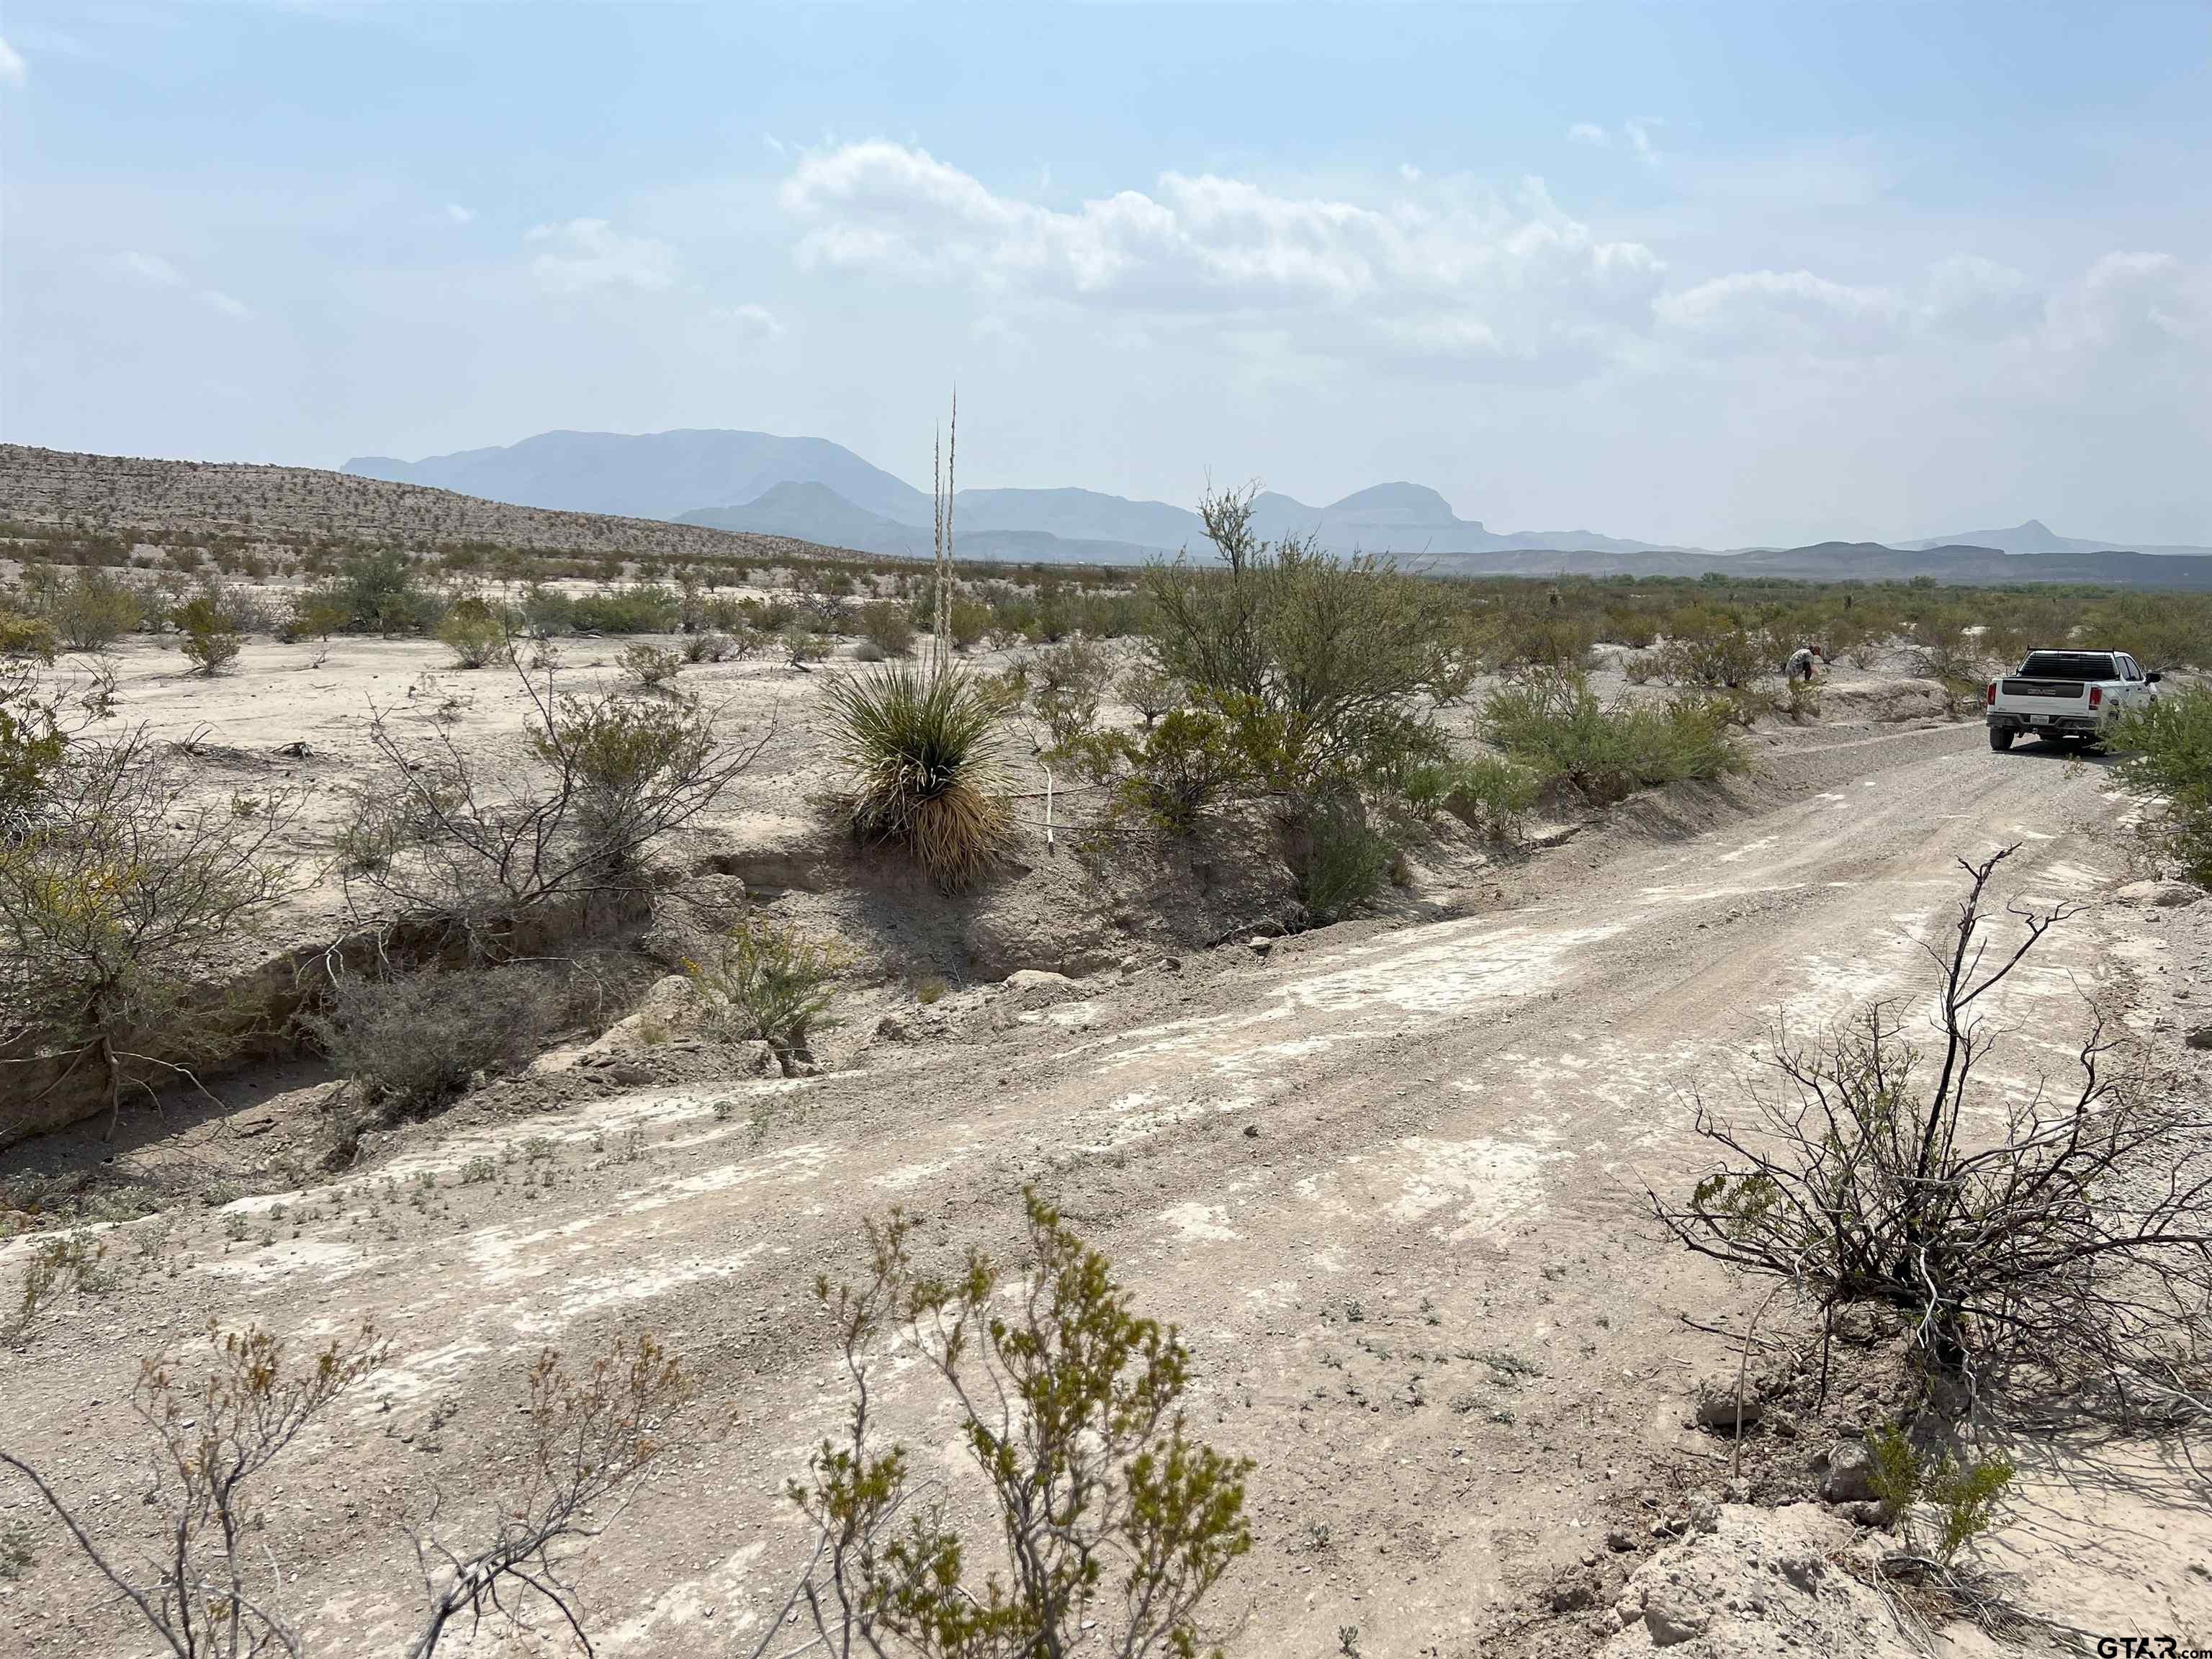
top-left (825, 663), bottom-right (1012, 891)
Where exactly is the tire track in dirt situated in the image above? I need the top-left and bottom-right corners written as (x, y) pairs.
top-left (1, 729), bottom-right (2167, 1658)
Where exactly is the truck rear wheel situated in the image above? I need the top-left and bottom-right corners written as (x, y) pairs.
top-left (1989, 727), bottom-right (2015, 752)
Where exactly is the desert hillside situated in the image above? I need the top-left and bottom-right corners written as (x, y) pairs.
top-left (0, 444), bottom-right (853, 566)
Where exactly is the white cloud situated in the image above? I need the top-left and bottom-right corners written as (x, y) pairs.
top-left (775, 141), bottom-right (1665, 377)
top-left (444, 202), bottom-right (476, 225)
top-left (1624, 120), bottom-right (1663, 165)
top-left (523, 218), bottom-right (678, 293)
top-left (1655, 268), bottom-right (1903, 354)
top-left (201, 290), bottom-right (251, 320)
top-left (0, 35), bottom-right (24, 85)
top-left (1919, 253), bottom-right (2037, 338)
top-left (1566, 122), bottom-right (1608, 147)
top-left (709, 302), bottom-right (783, 339)
top-left (2044, 251), bottom-right (2210, 352)
top-left (1650, 252), bottom-right (2194, 362)
top-left (117, 249), bottom-right (184, 287)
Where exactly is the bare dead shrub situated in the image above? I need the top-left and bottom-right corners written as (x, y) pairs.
top-left (343, 664), bottom-right (770, 953)
top-left (0, 1320), bottom-right (386, 1658)
top-left (405, 1336), bottom-right (690, 1658)
top-left (0, 1323), bottom-right (685, 1659)
top-left (1651, 847), bottom-right (2212, 1421)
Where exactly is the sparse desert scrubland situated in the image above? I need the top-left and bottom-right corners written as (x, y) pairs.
top-left (1, 446), bottom-right (2210, 1657)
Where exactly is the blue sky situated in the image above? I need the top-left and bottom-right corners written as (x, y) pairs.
top-left (3, 1), bottom-right (2208, 547)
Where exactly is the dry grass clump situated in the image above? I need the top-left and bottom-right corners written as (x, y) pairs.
top-left (305, 964), bottom-right (565, 1137)
top-left (825, 663), bottom-right (1012, 891)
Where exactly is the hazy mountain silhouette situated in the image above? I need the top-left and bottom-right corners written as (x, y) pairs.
top-left (346, 428), bottom-right (930, 523)
top-left (347, 427), bottom-right (2210, 567)
top-left (1898, 518), bottom-right (2212, 558)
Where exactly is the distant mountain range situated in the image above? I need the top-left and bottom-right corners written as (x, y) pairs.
top-left (345, 428), bottom-right (2212, 575)
top-left (1897, 517), bottom-right (2212, 559)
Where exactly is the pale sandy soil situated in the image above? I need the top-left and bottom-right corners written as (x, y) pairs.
top-left (2, 711), bottom-right (2205, 1658)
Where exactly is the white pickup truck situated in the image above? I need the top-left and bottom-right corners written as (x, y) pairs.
top-left (1984, 649), bottom-right (2160, 752)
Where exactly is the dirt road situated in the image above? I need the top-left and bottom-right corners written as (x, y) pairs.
top-left (6, 721), bottom-right (2204, 1658)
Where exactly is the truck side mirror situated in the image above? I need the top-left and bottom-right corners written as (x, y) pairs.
top-left (2146, 670), bottom-right (2163, 683)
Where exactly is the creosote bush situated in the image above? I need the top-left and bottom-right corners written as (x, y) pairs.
top-left (2112, 685), bottom-right (2212, 889)
top-left (856, 598), bottom-right (917, 659)
top-left (1485, 670), bottom-right (1738, 803)
top-left (1284, 790), bottom-right (1395, 925)
top-left (617, 640), bottom-right (683, 688)
top-left (1401, 754), bottom-right (1542, 842)
top-left (0, 726), bottom-right (297, 1125)
top-left (50, 565), bottom-right (145, 652)
top-left (0, 610), bottom-right (59, 662)
top-left (781, 1190), bottom-right (1252, 1659)
top-left (1069, 701), bottom-right (1253, 837)
top-left (172, 594), bottom-right (243, 675)
top-left (683, 912), bottom-right (842, 1072)
top-left (436, 600), bottom-right (511, 669)
top-left (826, 663), bottom-right (1012, 891)
top-left (1867, 1422), bottom-right (2015, 1569)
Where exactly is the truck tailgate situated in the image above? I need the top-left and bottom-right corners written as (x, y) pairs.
top-left (1998, 678), bottom-right (2091, 709)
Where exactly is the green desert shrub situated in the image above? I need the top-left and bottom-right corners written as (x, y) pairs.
top-left (855, 601), bottom-right (916, 660)
top-left (615, 642), bottom-right (681, 688)
top-left (683, 913), bottom-right (842, 1070)
top-left (1647, 624), bottom-right (1773, 689)
top-left (1283, 790), bottom-right (1393, 925)
top-left (519, 583), bottom-right (577, 639)
top-left (50, 566), bottom-right (144, 652)
top-left (282, 593), bottom-right (353, 644)
top-left (1028, 639), bottom-right (1112, 749)
top-left (948, 598), bottom-right (992, 652)
top-left (1484, 672), bottom-right (1738, 803)
top-left (173, 594), bottom-right (243, 675)
top-left (572, 584), bottom-right (680, 634)
top-left (825, 665), bottom-right (1012, 891)
top-left (436, 601), bottom-right (511, 669)
top-left (1867, 1422), bottom-right (2015, 1568)
top-left (1399, 755), bottom-right (1542, 841)
top-left (531, 693), bottom-right (716, 871)
top-left (1141, 485), bottom-right (1449, 793)
top-left (0, 611), bottom-right (58, 662)
top-left (681, 629), bottom-right (734, 664)
top-left (0, 667), bottom-right (66, 837)
top-left (783, 1192), bottom-right (1251, 1658)
top-left (2113, 687), bottom-right (2212, 887)
top-left (1069, 703), bottom-right (1253, 837)
top-left (1486, 608), bottom-right (1596, 674)
top-left (319, 547), bottom-right (433, 635)
top-left (1116, 662), bottom-right (1180, 726)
